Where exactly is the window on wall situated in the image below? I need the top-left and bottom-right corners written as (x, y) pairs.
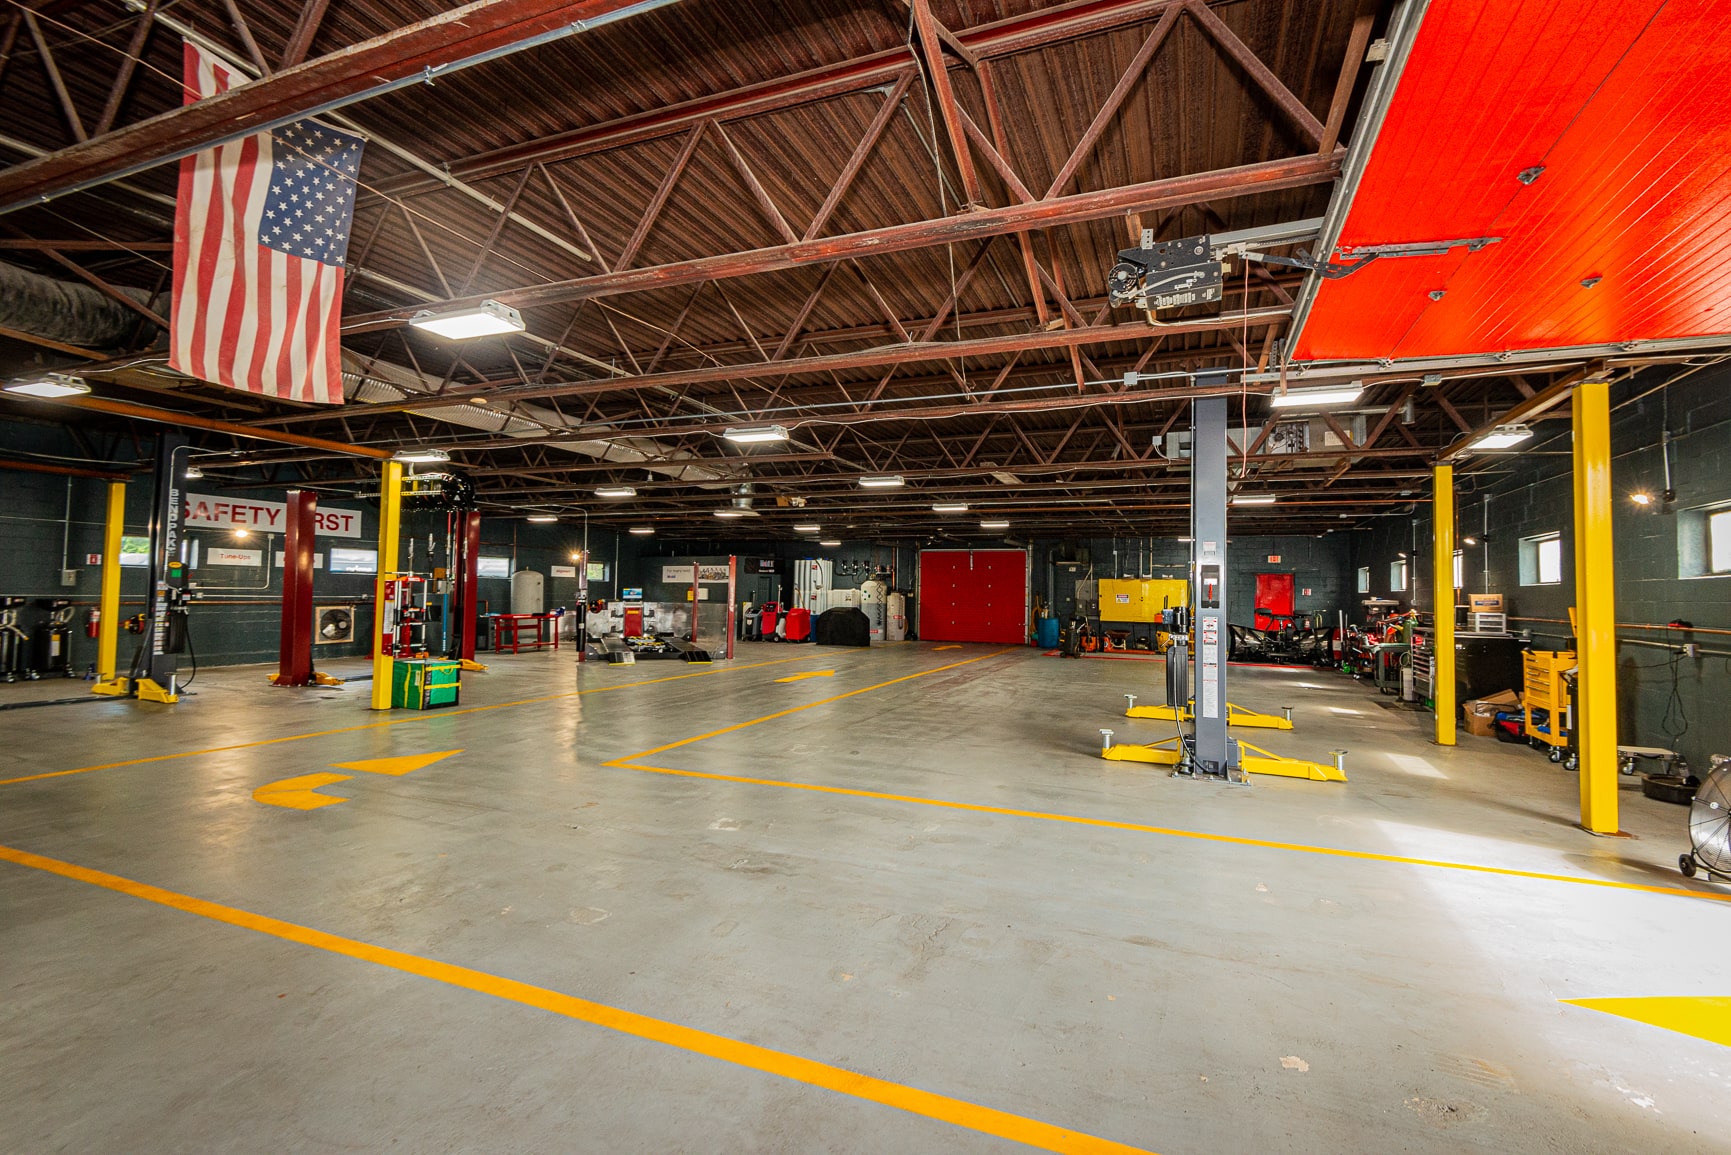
top-left (1712, 509), bottom-right (1731, 574)
top-left (1356, 566), bottom-right (1370, 593)
top-left (1390, 559), bottom-right (1408, 592)
top-left (1453, 549), bottom-right (1464, 590)
top-left (1520, 532), bottom-right (1563, 585)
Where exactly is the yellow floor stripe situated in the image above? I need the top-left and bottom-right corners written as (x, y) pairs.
top-left (608, 648), bottom-right (1019, 765)
top-left (0, 653), bottom-right (826, 788)
top-left (0, 842), bottom-right (1152, 1155)
top-left (610, 761), bottom-right (1731, 906)
top-left (1563, 996), bottom-right (1731, 1048)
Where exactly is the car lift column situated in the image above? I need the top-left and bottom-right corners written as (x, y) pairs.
top-left (1573, 378), bottom-right (1619, 834)
top-left (370, 461), bottom-right (403, 710)
top-left (276, 489), bottom-right (317, 686)
top-left (93, 479), bottom-right (125, 687)
top-left (1432, 464), bottom-right (1456, 745)
top-left (1191, 387), bottom-right (1238, 780)
top-left (454, 510), bottom-right (481, 662)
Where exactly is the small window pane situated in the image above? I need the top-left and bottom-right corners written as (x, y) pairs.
top-left (1711, 509), bottom-right (1731, 574)
top-left (1356, 566), bottom-right (1370, 593)
top-left (1453, 549), bottom-right (1464, 590)
top-left (1390, 560), bottom-right (1408, 592)
top-left (1538, 537), bottom-right (1562, 584)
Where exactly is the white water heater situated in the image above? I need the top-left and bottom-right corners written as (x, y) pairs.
top-left (794, 559), bottom-right (833, 613)
top-left (886, 591), bottom-right (907, 642)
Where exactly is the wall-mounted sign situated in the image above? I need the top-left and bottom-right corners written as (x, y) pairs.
top-left (1266, 555), bottom-right (1282, 564)
top-left (86, 553), bottom-right (101, 565)
top-left (183, 493), bottom-right (362, 538)
top-left (206, 547), bottom-right (263, 567)
top-left (328, 547), bottom-right (378, 574)
top-left (698, 564), bottom-right (730, 583)
top-left (119, 535), bottom-right (150, 567)
top-left (477, 556), bottom-right (511, 578)
top-left (586, 561), bottom-right (609, 583)
top-left (273, 552), bottom-right (324, 569)
top-left (662, 564), bottom-right (693, 584)
top-left (550, 565), bottom-right (577, 578)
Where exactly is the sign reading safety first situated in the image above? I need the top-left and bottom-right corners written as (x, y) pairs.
top-left (183, 493), bottom-right (362, 538)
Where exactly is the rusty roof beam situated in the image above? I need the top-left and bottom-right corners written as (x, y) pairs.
top-left (0, 0), bottom-right (674, 214)
top-left (343, 152), bottom-right (1338, 329)
top-left (370, 0), bottom-right (1238, 198)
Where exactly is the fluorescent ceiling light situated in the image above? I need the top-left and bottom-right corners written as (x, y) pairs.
top-left (628, 526), bottom-right (655, 535)
top-left (526, 515), bottom-right (558, 523)
top-left (713, 508), bottom-right (759, 519)
top-left (990, 471), bottom-right (1023, 485)
top-left (183, 466), bottom-right (204, 480)
top-left (1269, 384), bottom-right (1364, 409)
top-left (931, 503), bottom-right (969, 513)
top-left (793, 524), bottom-right (821, 532)
top-left (858, 475), bottom-right (904, 488)
top-left (1231, 494), bottom-right (1277, 506)
top-left (818, 539), bottom-right (841, 547)
top-left (392, 447), bottom-right (450, 464)
top-left (721, 424), bottom-right (788, 444)
top-left (980, 520), bottom-right (1010, 529)
top-left (4, 373), bottom-right (90, 398)
top-left (1467, 423), bottom-right (1533, 452)
top-left (1177, 536), bottom-right (1194, 542)
top-left (408, 299), bottom-right (524, 340)
top-left (594, 486), bottom-right (637, 498)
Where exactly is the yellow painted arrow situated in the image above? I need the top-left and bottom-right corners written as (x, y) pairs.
top-left (1564, 996), bottom-right (1731, 1048)
top-left (330, 749), bottom-right (462, 777)
top-left (774, 671), bottom-right (836, 684)
top-left (253, 772), bottom-right (353, 810)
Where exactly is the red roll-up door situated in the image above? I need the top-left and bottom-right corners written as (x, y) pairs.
top-left (917, 550), bottom-right (1027, 644)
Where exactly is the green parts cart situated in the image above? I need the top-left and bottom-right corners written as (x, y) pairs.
top-left (391, 658), bottom-right (461, 710)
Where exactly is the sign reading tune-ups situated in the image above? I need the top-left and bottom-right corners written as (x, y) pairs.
top-left (183, 493), bottom-right (362, 538)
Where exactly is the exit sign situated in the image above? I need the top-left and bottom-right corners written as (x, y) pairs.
top-left (1266, 554), bottom-right (1282, 563)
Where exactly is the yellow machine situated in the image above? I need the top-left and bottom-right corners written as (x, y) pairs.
top-left (1524, 649), bottom-right (1576, 750)
top-left (1099, 578), bottom-right (1188, 652)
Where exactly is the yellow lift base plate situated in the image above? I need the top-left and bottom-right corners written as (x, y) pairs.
top-left (91, 676), bottom-right (178, 704)
top-left (1125, 701), bottom-right (1293, 729)
top-left (1101, 737), bottom-right (1345, 782)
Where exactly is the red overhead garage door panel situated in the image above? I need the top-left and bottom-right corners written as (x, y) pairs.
top-left (918, 550), bottom-right (1027, 645)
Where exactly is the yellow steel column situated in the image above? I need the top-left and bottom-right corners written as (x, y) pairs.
top-left (1573, 379), bottom-right (1619, 833)
top-left (1432, 464), bottom-right (1456, 745)
top-left (370, 460), bottom-right (403, 711)
top-left (93, 480), bottom-right (125, 688)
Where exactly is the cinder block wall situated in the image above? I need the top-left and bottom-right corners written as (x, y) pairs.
top-left (1349, 364), bottom-right (1731, 771)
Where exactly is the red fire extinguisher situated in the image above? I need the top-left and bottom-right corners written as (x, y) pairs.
top-left (85, 606), bottom-right (100, 638)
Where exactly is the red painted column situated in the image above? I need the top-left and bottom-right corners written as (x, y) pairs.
top-left (457, 511), bottom-right (482, 660)
top-left (277, 489), bottom-right (317, 685)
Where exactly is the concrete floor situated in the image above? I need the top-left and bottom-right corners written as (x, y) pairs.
top-left (1, 642), bottom-right (1727, 1154)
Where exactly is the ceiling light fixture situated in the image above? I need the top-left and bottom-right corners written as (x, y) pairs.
top-left (391, 447), bottom-right (450, 464)
top-left (818, 539), bottom-right (842, 547)
top-left (408, 299), bottom-right (524, 340)
top-left (931, 502), bottom-right (968, 513)
top-left (713, 508), bottom-right (756, 519)
top-left (4, 373), bottom-right (90, 398)
top-left (980, 519), bottom-right (1010, 529)
top-left (526, 515), bottom-right (558, 523)
top-left (1177, 536), bottom-right (1194, 542)
top-left (858, 475), bottom-right (904, 488)
top-left (793, 524), bottom-right (821, 532)
top-left (1230, 494), bottom-right (1277, 506)
top-left (1268, 383), bottom-right (1364, 409)
top-left (1466, 423), bottom-right (1533, 452)
top-left (721, 424), bottom-right (788, 444)
top-left (1629, 492), bottom-right (1653, 506)
top-left (594, 486), bottom-right (637, 498)
top-left (628, 526), bottom-right (655, 536)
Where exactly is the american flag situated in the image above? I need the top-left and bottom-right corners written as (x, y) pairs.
top-left (169, 40), bottom-right (364, 405)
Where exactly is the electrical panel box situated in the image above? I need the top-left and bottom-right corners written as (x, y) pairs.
top-left (1098, 578), bottom-right (1189, 623)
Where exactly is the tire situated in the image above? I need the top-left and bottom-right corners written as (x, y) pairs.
top-left (1681, 855), bottom-right (1698, 879)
